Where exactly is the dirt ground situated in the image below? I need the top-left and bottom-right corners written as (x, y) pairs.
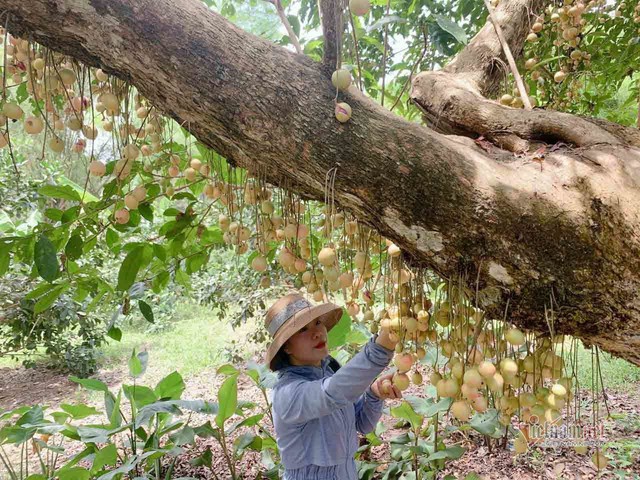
top-left (1, 361), bottom-right (639, 480)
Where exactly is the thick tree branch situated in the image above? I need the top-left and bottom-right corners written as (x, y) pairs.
top-left (3, 0), bottom-right (640, 366)
top-left (444, 0), bottom-right (546, 97)
top-left (411, 0), bottom-right (640, 151)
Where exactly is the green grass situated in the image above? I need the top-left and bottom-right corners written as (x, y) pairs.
top-left (97, 300), bottom-right (261, 384)
top-left (569, 340), bottom-right (640, 393)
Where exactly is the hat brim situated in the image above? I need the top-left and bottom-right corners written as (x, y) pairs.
top-left (265, 302), bottom-right (343, 370)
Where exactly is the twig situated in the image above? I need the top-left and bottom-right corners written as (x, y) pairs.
top-left (347, 6), bottom-right (363, 91)
top-left (390, 26), bottom-right (428, 112)
top-left (266, 0), bottom-right (303, 55)
top-left (482, 0), bottom-right (532, 110)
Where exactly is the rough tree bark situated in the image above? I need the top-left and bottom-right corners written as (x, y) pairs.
top-left (3, 0), bottom-right (640, 365)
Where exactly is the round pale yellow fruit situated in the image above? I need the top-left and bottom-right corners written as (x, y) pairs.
top-left (115, 208), bottom-right (130, 224)
top-left (478, 361), bottom-right (496, 378)
top-left (393, 353), bottom-right (414, 373)
top-left (591, 451), bottom-right (608, 470)
top-left (124, 194), bottom-right (139, 210)
top-left (99, 92), bottom-right (119, 112)
top-left (463, 368), bottom-right (483, 389)
top-left (505, 327), bottom-right (525, 345)
top-left (252, 255), bottom-right (268, 272)
top-left (331, 69), bottom-right (352, 91)
top-left (50, 136), bottom-right (65, 153)
top-left (24, 116), bottom-right (45, 135)
top-left (3, 102), bottom-right (23, 120)
top-left (123, 144), bottom-right (140, 161)
top-left (392, 372), bottom-right (410, 391)
top-left (318, 247), bottom-right (336, 266)
top-left (451, 400), bottom-right (471, 422)
top-left (89, 160), bottom-right (106, 177)
top-left (132, 185), bottom-right (147, 202)
top-left (334, 102), bottom-right (352, 123)
top-left (349, 0), bottom-right (371, 16)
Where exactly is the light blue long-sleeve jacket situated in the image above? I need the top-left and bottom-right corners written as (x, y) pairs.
top-left (271, 336), bottom-right (394, 480)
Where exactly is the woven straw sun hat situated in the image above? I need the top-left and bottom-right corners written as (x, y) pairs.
top-left (264, 292), bottom-right (343, 370)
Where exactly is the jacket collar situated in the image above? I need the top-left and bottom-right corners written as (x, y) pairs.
top-left (277, 356), bottom-right (332, 380)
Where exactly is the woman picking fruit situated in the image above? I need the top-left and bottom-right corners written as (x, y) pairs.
top-left (265, 292), bottom-right (401, 480)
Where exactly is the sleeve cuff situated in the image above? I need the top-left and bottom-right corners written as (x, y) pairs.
top-left (365, 386), bottom-right (383, 404)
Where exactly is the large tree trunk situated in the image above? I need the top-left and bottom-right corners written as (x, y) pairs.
top-left (4, 0), bottom-right (640, 366)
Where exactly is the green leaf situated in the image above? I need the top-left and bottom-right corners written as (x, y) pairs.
top-left (38, 185), bottom-right (82, 202)
top-left (61, 206), bottom-right (81, 224)
top-left (138, 203), bottom-right (153, 222)
top-left (194, 421), bottom-right (219, 439)
top-left (44, 208), bottom-right (63, 221)
top-left (186, 253), bottom-right (208, 273)
top-left (368, 15), bottom-right (406, 32)
top-left (405, 395), bottom-right (452, 418)
top-left (327, 310), bottom-right (350, 349)
top-left (60, 404), bottom-right (101, 420)
top-left (65, 234), bottom-right (84, 261)
top-left (34, 235), bottom-right (59, 282)
top-left (175, 268), bottom-right (190, 288)
top-left (24, 282), bottom-right (59, 300)
top-left (16, 81), bottom-right (29, 103)
top-left (190, 447), bottom-right (213, 467)
top-left (91, 443), bottom-right (117, 473)
top-left (56, 467), bottom-right (90, 480)
top-left (117, 245), bottom-right (151, 291)
top-left (0, 426), bottom-right (35, 444)
top-left (435, 15), bottom-right (468, 45)
top-left (127, 350), bottom-right (149, 381)
top-left (107, 326), bottom-right (122, 341)
top-left (138, 300), bottom-right (154, 323)
top-left (216, 364), bottom-right (239, 376)
top-left (425, 445), bottom-right (465, 461)
top-left (34, 283), bottom-right (69, 314)
top-left (0, 244), bottom-right (10, 275)
top-left (469, 409), bottom-right (505, 438)
top-left (345, 325), bottom-right (369, 345)
top-left (170, 425), bottom-right (195, 446)
top-left (70, 376), bottom-right (109, 392)
top-left (105, 229), bottom-right (119, 249)
top-left (59, 175), bottom-right (98, 202)
top-left (233, 432), bottom-right (261, 456)
top-left (0, 209), bottom-right (14, 233)
top-left (390, 401), bottom-right (423, 431)
top-left (286, 14), bottom-right (301, 37)
top-left (123, 385), bottom-right (157, 409)
top-left (17, 406), bottom-right (44, 426)
top-left (201, 227), bottom-right (224, 244)
top-left (215, 374), bottom-right (238, 428)
top-left (106, 390), bottom-right (122, 428)
top-left (226, 413), bottom-right (264, 436)
top-left (155, 372), bottom-right (185, 400)
top-left (152, 270), bottom-right (170, 293)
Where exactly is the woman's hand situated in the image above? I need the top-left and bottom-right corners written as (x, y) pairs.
top-left (375, 326), bottom-right (398, 351)
top-left (370, 372), bottom-right (402, 400)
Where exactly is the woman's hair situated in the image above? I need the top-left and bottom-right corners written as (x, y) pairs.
top-left (271, 346), bottom-right (291, 371)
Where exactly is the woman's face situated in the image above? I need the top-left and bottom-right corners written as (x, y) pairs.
top-left (284, 317), bottom-right (328, 367)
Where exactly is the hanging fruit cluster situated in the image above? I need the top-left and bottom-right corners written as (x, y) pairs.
top-left (0, 28), bottom-right (610, 470)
